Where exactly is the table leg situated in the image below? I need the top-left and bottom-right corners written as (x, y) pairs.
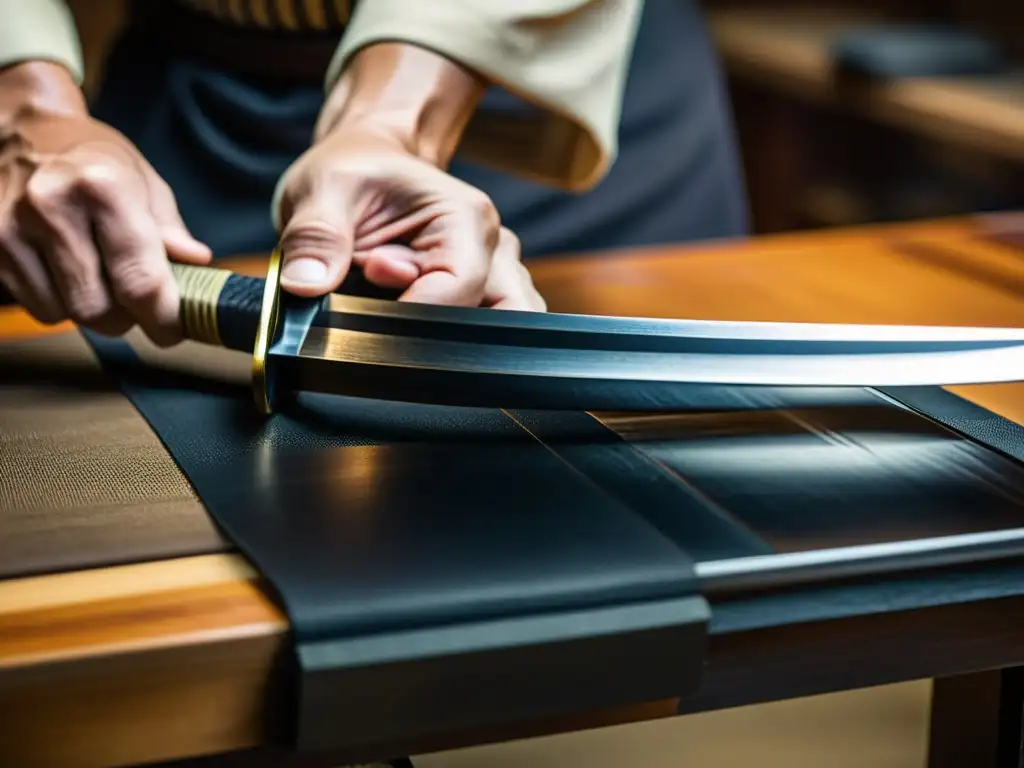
top-left (928, 668), bottom-right (1024, 768)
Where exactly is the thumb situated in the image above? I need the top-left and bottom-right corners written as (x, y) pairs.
top-left (146, 173), bottom-right (212, 265)
top-left (277, 191), bottom-right (354, 298)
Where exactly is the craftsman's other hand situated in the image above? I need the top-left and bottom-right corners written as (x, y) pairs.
top-left (275, 42), bottom-right (543, 311)
top-left (0, 62), bottom-right (211, 346)
top-left (278, 127), bottom-right (543, 310)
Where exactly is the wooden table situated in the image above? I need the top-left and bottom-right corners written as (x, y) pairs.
top-left (4, 214), bottom-right (1024, 768)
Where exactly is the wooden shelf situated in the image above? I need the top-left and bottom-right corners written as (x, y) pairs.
top-left (709, 7), bottom-right (1024, 163)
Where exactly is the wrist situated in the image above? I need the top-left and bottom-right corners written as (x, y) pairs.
top-left (0, 61), bottom-right (88, 126)
top-left (315, 43), bottom-right (486, 168)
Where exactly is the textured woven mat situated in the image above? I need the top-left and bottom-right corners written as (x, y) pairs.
top-left (0, 331), bottom-right (233, 579)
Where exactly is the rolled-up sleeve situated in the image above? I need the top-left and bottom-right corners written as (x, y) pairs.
top-left (326, 0), bottom-right (643, 191)
top-left (0, 0), bottom-right (83, 83)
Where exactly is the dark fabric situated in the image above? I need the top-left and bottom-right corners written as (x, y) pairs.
top-left (80, 329), bottom-right (702, 639)
top-left (216, 272), bottom-right (266, 352)
top-left (90, 0), bottom-right (749, 259)
top-left (507, 409), bottom-right (773, 561)
top-left (78, 329), bottom-right (708, 750)
top-left (612, 387), bottom-right (1024, 556)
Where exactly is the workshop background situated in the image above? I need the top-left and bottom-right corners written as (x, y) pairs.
top-left (66, 1), bottom-right (1024, 765)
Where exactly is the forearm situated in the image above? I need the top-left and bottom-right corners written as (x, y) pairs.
top-left (0, 61), bottom-right (86, 125)
top-left (315, 43), bottom-right (486, 169)
top-left (323, 0), bottom-right (644, 191)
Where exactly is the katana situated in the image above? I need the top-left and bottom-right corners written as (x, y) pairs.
top-left (171, 251), bottom-right (1024, 414)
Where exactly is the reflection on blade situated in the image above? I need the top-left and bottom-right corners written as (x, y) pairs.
top-left (303, 326), bottom-right (1024, 385)
top-left (269, 296), bottom-right (1024, 410)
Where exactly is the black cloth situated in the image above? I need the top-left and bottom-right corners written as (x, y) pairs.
top-left (81, 329), bottom-right (709, 753)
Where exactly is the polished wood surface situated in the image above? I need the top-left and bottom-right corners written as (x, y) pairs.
top-left (3, 214), bottom-right (1024, 767)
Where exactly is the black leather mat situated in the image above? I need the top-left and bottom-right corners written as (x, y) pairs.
top-left (80, 330), bottom-right (711, 752)
top-left (613, 389), bottom-right (1024, 554)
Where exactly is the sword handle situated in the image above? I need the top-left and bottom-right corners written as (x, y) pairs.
top-left (171, 261), bottom-right (401, 353)
top-left (171, 262), bottom-right (265, 353)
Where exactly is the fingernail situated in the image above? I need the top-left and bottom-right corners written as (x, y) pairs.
top-left (283, 257), bottom-right (328, 285)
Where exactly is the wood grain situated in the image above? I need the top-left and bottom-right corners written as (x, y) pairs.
top-left (3, 214), bottom-right (1024, 766)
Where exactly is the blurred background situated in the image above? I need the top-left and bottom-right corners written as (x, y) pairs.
top-left (62, 1), bottom-right (1023, 765)
top-left (707, 0), bottom-right (1024, 235)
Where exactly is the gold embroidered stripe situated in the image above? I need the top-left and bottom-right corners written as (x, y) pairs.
top-left (178, 0), bottom-right (350, 30)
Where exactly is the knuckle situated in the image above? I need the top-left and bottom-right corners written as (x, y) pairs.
top-left (499, 227), bottom-right (521, 253)
top-left (466, 190), bottom-right (500, 229)
top-left (147, 171), bottom-right (181, 212)
top-left (75, 161), bottom-right (123, 201)
top-left (114, 260), bottom-right (167, 305)
top-left (67, 293), bottom-right (111, 326)
top-left (282, 163), bottom-right (354, 210)
top-left (27, 158), bottom-right (126, 211)
top-left (465, 261), bottom-right (490, 292)
top-left (25, 168), bottom-right (73, 210)
top-left (322, 163), bottom-right (360, 187)
top-left (281, 218), bottom-right (347, 249)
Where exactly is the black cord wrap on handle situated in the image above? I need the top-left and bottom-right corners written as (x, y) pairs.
top-left (216, 273), bottom-right (266, 352)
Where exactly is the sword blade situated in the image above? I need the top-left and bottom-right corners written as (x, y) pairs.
top-left (264, 295), bottom-right (1024, 411)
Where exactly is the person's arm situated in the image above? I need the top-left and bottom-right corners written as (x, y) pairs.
top-left (0, 2), bottom-right (214, 345)
top-left (314, 42), bottom-right (487, 173)
top-left (0, 0), bottom-right (83, 84)
top-left (322, 0), bottom-right (645, 192)
top-left (274, 0), bottom-right (644, 304)
top-left (280, 0), bottom-right (647, 306)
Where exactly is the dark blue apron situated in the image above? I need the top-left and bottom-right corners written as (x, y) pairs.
top-left (91, 0), bottom-right (749, 259)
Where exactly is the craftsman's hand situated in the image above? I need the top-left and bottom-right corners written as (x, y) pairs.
top-left (278, 127), bottom-right (545, 310)
top-left (0, 62), bottom-right (211, 345)
top-left (274, 43), bottom-right (545, 311)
